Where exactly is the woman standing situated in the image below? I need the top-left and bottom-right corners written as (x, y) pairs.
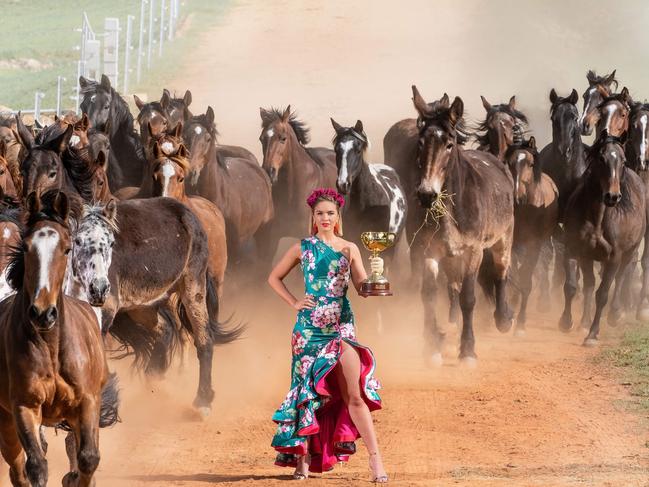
top-left (268, 188), bottom-right (388, 482)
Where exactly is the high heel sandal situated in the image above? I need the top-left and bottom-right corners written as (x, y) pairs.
top-left (293, 454), bottom-right (310, 480)
top-left (369, 452), bottom-right (388, 483)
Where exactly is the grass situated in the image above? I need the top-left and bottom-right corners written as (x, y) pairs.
top-left (1, 0), bottom-right (232, 112)
top-left (599, 323), bottom-right (649, 414)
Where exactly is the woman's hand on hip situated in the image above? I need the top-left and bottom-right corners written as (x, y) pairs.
top-left (293, 294), bottom-right (316, 311)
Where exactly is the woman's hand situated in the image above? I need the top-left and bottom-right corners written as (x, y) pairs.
top-left (369, 256), bottom-right (384, 276)
top-left (293, 294), bottom-right (317, 311)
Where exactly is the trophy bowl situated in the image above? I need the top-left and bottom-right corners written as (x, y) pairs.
top-left (359, 231), bottom-right (396, 297)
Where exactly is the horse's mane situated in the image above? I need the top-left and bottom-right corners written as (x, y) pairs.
top-left (152, 153), bottom-right (192, 175)
top-left (587, 69), bottom-right (618, 91)
top-left (260, 107), bottom-right (311, 145)
top-left (63, 149), bottom-right (97, 203)
top-left (505, 138), bottom-right (542, 183)
top-left (474, 103), bottom-right (528, 148)
top-left (81, 203), bottom-right (119, 234)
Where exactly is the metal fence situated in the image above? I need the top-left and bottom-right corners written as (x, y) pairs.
top-left (1, 0), bottom-right (182, 122)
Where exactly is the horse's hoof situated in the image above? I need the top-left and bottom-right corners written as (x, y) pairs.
top-left (608, 311), bottom-right (624, 328)
top-left (558, 314), bottom-right (573, 333)
top-left (63, 471), bottom-right (79, 487)
top-left (513, 327), bottom-right (526, 338)
top-left (459, 356), bottom-right (478, 368)
top-left (582, 337), bottom-right (599, 348)
top-left (495, 312), bottom-right (514, 333)
top-left (637, 307), bottom-right (649, 323)
top-left (426, 352), bottom-right (443, 368)
top-left (197, 406), bottom-right (211, 420)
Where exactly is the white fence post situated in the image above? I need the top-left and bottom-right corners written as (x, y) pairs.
top-left (104, 18), bottom-right (120, 87)
top-left (34, 92), bottom-right (45, 124)
top-left (124, 15), bottom-right (134, 94)
top-left (159, 0), bottom-right (166, 57)
top-left (137, 0), bottom-right (146, 84)
top-left (56, 76), bottom-right (66, 117)
top-left (147, 0), bottom-right (155, 69)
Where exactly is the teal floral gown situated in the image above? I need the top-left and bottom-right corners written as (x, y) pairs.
top-left (271, 236), bottom-right (382, 473)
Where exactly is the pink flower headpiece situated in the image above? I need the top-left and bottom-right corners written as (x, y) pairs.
top-left (306, 187), bottom-right (345, 208)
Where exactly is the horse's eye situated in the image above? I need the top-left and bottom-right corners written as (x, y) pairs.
top-left (446, 143), bottom-right (454, 151)
top-left (64, 248), bottom-right (71, 255)
top-left (103, 104), bottom-right (110, 110)
top-left (280, 136), bottom-right (287, 143)
top-left (49, 171), bottom-right (57, 178)
top-left (178, 177), bottom-right (185, 183)
top-left (75, 238), bottom-right (82, 246)
top-left (98, 179), bottom-right (104, 186)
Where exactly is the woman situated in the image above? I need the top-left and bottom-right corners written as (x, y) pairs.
top-left (268, 187), bottom-right (388, 482)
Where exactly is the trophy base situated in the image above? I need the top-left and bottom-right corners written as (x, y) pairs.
top-left (360, 281), bottom-right (393, 297)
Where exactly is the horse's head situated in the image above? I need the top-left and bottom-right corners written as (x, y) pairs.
top-left (135, 95), bottom-right (169, 150)
top-left (628, 103), bottom-right (649, 171)
top-left (15, 190), bottom-right (71, 330)
top-left (331, 118), bottom-right (369, 194)
top-left (596, 87), bottom-right (632, 138)
top-left (150, 143), bottom-right (189, 199)
top-left (0, 140), bottom-right (15, 196)
top-left (580, 69), bottom-right (617, 136)
top-left (79, 74), bottom-right (114, 132)
top-left (589, 131), bottom-right (627, 207)
top-left (505, 136), bottom-right (540, 205)
top-left (183, 108), bottom-right (216, 185)
top-left (162, 88), bottom-right (193, 127)
top-left (549, 88), bottom-right (580, 159)
top-left (149, 122), bottom-right (183, 159)
top-left (478, 96), bottom-right (526, 159)
top-left (85, 129), bottom-right (111, 202)
top-left (71, 199), bottom-right (117, 306)
top-left (259, 105), bottom-right (310, 184)
top-left (16, 114), bottom-right (72, 198)
top-left (411, 85), bottom-right (464, 208)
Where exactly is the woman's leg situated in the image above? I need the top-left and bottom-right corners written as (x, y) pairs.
top-left (335, 341), bottom-right (387, 479)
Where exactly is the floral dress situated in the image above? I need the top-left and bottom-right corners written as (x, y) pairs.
top-left (271, 236), bottom-right (382, 473)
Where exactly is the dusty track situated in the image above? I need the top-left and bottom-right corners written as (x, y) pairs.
top-left (10, 1), bottom-right (649, 485)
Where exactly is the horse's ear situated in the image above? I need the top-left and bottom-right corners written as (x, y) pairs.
top-left (76, 113), bottom-right (90, 132)
top-left (330, 118), bottom-right (344, 134)
top-left (480, 95), bottom-right (492, 112)
top-left (549, 88), bottom-right (558, 105)
top-left (605, 69), bottom-right (617, 87)
top-left (26, 191), bottom-right (40, 217)
top-left (145, 121), bottom-right (154, 139)
top-left (205, 106), bottom-right (215, 125)
top-left (412, 85), bottom-right (428, 117)
top-left (44, 124), bottom-right (73, 155)
top-left (96, 150), bottom-right (107, 168)
top-left (620, 86), bottom-right (632, 104)
top-left (568, 89), bottom-right (579, 105)
top-left (509, 95), bottom-right (516, 110)
top-left (152, 141), bottom-right (163, 160)
top-left (282, 105), bottom-right (291, 122)
top-left (103, 198), bottom-right (117, 221)
top-left (15, 112), bottom-right (34, 149)
top-left (528, 136), bottom-right (536, 150)
top-left (177, 144), bottom-right (188, 158)
top-left (440, 93), bottom-right (450, 108)
top-left (354, 119), bottom-right (364, 134)
top-left (172, 122), bottom-right (183, 138)
top-left (54, 114), bottom-right (60, 123)
top-left (183, 90), bottom-right (192, 107)
top-left (100, 74), bottom-right (111, 91)
top-left (160, 89), bottom-right (171, 110)
top-left (52, 191), bottom-right (69, 222)
top-left (133, 94), bottom-right (145, 110)
top-left (79, 76), bottom-right (90, 89)
top-left (449, 96), bottom-right (464, 125)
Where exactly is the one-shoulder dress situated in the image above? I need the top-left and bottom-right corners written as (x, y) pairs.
top-left (271, 236), bottom-right (382, 473)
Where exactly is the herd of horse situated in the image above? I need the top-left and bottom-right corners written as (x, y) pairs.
top-left (0, 68), bottom-right (647, 484)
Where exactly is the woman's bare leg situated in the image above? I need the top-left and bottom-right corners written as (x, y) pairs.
top-left (294, 450), bottom-right (310, 478)
top-left (335, 341), bottom-right (387, 480)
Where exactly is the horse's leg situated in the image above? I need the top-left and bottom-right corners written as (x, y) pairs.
top-left (559, 256), bottom-right (578, 332)
top-left (0, 409), bottom-right (28, 487)
top-left (578, 258), bottom-right (595, 330)
top-left (609, 251), bottom-right (635, 327)
top-left (515, 241), bottom-right (541, 336)
top-left (618, 250), bottom-right (637, 311)
top-left (490, 234), bottom-right (514, 333)
top-left (584, 261), bottom-right (619, 346)
top-left (637, 228), bottom-right (649, 320)
top-left (13, 405), bottom-right (47, 487)
top-left (535, 239), bottom-right (553, 312)
top-left (458, 249), bottom-right (482, 363)
top-left (75, 397), bottom-right (101, 487)
top-left (421, 256), bottom-right (443, 366)
top-left (62, 433), bottom-right (79, 487)
top-left (552, 227), bottom-right (566, 295)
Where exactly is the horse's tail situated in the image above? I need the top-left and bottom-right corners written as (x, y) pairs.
top-left (477, 249), bottom-right (496, 303)
top-left (177, 272), bottom-right (245, 345)
top-left (99, 372), bottom-right (120, 428)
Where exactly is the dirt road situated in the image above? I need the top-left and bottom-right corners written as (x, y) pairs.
top-left (26, 1), bottom-right (649, 485)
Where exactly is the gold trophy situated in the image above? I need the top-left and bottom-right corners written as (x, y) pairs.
top-left (360, 231), bottom-right (396, 296)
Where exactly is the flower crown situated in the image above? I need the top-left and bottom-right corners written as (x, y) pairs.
top-left (306, 187), bottom-right (345, 208)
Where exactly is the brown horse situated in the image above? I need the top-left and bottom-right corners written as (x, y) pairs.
top-left (184, 110), bottom-right (273, 267)
top-left (505, 137), bottom-right (558, 334)
top-left (0, 190), bottom-right (119, 487)
top-left (161, 88), bottom-right (193, 127)
top-left (0, 196), bottom-right (21, 301)
top-left (0, 140), bottom-right (18, 198)
top-left (410, 86), bottom-right (515, 365)
top-left (150, 144), bottom-right (228, 298)
top-left (595, 87), bottom-right (632, 138)
top-left (475, 95), bottom-right (528, 162)
top-left (258, 105), bottom-right (336, 261)
top-left (580, 69), bottom-right (618, 136)
top-left (561, 133), bottom-right (648, 345)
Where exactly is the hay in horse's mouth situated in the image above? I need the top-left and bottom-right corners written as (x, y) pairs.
top-left (408, 190), bottom-right (455, 249)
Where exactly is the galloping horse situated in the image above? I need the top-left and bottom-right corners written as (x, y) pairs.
top-left (0, 190), bottom-right (119, 487)
top-left (580, 69), bottom-right (618, 136)
top-left (475, 95), bottom-right (528, 162)
top-left (505, 137), bottom-right (558, 333)
top-left (258, 106), bottom-right (336, 262)
top-left (79, 75), bottom-right (146, 191)
top-left (410, 86), bottom-right (515, 365)
top-left (561, 133), bottom-right (649, 345)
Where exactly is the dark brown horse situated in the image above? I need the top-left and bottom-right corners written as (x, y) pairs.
top-left (580, 69), bottom-right (618, 136)
top-left (161, 88), bottom-right (193, 127)
top-left (410, 86), bottom-right (515, 365)
top-left (475, 95), bottom-right (528, 162)
top-left (258, 106), bottom-right (336, 261)
top-left (561, 133), bottom-right (648, 345)
top-left (505, 137), bottom-right (558, 334)
top-left (133, 95), bottom-right (169, 158)
top-left (0, 190), bottom-right (119, 487)
top-left (184, 110), bottom-right (273, 266)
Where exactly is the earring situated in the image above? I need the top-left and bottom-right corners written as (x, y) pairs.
top-left (312, 223), bottom-right (318, 234)
top-left (334, 222), bottom-right (340, 235)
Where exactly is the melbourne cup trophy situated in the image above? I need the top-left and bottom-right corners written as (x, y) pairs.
top-left (360, 231), bottom-right (396, 296)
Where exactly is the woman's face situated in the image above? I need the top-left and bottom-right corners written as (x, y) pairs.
top-left (313, 200), bottom-right (339, 233)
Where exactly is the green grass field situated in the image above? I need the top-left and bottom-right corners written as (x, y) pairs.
top-left (1, 0), bottom-right (231, 112)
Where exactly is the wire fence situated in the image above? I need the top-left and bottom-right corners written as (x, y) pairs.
top-left (1, 0), bottom-right (182, 121)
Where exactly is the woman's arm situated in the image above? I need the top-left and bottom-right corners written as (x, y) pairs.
top-left (349, 243), bottom-right (369, 296)
top-left (267, 242), bottom-right (316, 310)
